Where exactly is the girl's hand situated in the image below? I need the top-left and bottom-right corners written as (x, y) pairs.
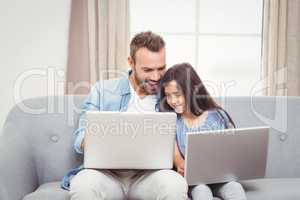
top-left (174, 141), bottom-right (185, 177)
top-left (175, 156), bottom-right (185, 177)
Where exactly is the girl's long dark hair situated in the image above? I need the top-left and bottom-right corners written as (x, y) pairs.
top-left (159, 63), bottom-right (235, 128)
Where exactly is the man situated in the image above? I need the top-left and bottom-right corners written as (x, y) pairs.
top-left (62, 31), bottom-right (188, 200)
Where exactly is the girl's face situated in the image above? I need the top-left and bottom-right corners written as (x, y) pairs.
top-left (164, 80), bottom-right (186, 114)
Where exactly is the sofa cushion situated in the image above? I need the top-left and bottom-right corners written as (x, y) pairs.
top-left (241, 178), bottom-right (300, 200)
top-left (23, 181), bottom-right (222, 200)
top-left (5, 96), bottom-right (300, 186)
top-left (23, 182), bottom-right (69, 200)
top-left (22, 178), bottom-right (300, 200)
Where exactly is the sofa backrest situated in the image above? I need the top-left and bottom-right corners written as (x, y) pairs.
top-left (2, 95), bottom-right (300, 185)
top-left (2, 96), bottom-right (84, 185)
top-left (215, 96), bottom-right (300, 179)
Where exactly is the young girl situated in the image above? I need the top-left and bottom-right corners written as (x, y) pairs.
top-left (159, 63), bottom-right (247, 200)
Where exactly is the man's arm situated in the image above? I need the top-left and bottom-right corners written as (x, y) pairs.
top-left (73, 83), bottom-right (101, 154)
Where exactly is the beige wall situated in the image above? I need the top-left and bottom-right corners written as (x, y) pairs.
top-left (0, 0), bottom-right (71, 132)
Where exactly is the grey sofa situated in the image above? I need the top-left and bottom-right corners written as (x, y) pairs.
top-left (0, 95), bottom-right (300, 200)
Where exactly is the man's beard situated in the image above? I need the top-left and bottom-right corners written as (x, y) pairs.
top-left (134, 73), bottom-right (158, 95)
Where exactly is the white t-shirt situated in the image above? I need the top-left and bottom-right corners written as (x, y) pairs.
top-left (115, 82), bottom-right (157, 188)
top-left (126, 82), bottom-right (157, 112)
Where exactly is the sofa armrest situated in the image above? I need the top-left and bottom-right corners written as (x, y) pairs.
top-left (0, 134), bottom-right (38, 200)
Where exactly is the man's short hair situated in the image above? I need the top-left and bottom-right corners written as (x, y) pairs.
top-left (130, 31), bottom-right (165, 63)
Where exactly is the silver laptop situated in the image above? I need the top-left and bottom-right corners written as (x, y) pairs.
top-left (184, 126), bottom-right (269, 185)
top-left (84, 111), bottom-right (177, 169)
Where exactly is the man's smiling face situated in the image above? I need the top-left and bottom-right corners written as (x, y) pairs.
top-left (129, 47), bottom-right (166, 95)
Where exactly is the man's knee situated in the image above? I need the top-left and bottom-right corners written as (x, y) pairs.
top-left (69, 169), bottom-right (124, 200)
top-left (155, 170), bottom-right (188, 199)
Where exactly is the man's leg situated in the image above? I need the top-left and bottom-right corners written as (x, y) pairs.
top-left (69, 169), bottom-right (125, 200)
top-left (128, 169), bottom-right (188, 200)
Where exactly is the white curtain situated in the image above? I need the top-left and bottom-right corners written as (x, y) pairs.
top-left (66, 0), bottom-right (90, 94)
top-left (262, 0), bottom-right (300, 96)
top-left (87, 0), bottom-right (130, 84)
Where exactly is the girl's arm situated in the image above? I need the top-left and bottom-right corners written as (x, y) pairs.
top-left (173, 140), bottom-right (185, 176)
